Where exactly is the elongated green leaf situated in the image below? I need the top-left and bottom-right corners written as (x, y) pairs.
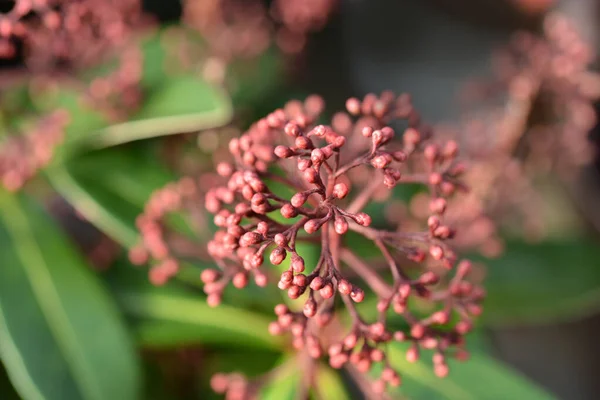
top-left (83, 76), bottom-right (232, 149)
top-left (386, 343), bottom-right (553, 400)
top-left (480, 238), bottom-right (600, 325)
top-left (47, 147), bottom-right (174, 247)
top-left (259, 356), bottom-right (299, 400)
top-left (315, 366), bottom-right (350, 400)
top-left (0, 193), bottom-right (141, 400)
top-left (111, 279), bottom-right (284, 351)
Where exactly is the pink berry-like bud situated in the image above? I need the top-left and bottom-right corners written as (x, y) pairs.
top-left (362, 126), bottom-right (373, 137)
top-left (350, 287), bottom-right (365, 302)
top-left (274, 145), bottom-right (293, 158)
top-left (429, 198), bottom-right (447, 214)
top-left (346, 97), bottom-right (361, 115)
top-left (304, 168), bottom-right (319, 184)
top-left (304, 219), bottom-right (320, 234)
top-left (240, 232), bottom-right (262, 247)
top-left (355, 212), bottom-right (372, 226)
top-left (338, 279), bottom-right (352, 295)
top-left (201, 269), bottom-right (220, 283)
top-left (333, 183), bottom-right (349, 199)
top-left (274, 304), bottom-right (289, 316)
top-left (291, 192), bottom-right (308, 207)
top-left (334, 216), bottom-right (348, 234)
top-left (270, 247), bottom-right (287, 265)
top-left (310, 276), bottom-right (325, 290)
top-left (429, 245), bottom-right (444, 260)
top-left (281, 203), bottom-right (298, 218)
top-left (320, 284), bottom-right (334, 299)
top-left (291, 254), bottom-right (305, 272)
top-left (311, 148), bottom-right (325, 164)
top-left (232, 272), bottom-right (248, 288)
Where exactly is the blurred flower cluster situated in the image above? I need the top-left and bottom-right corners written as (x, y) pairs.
top-left (183, 0), bottom-right (338, 59)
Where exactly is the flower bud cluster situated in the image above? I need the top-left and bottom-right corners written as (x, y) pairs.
top-left (0, 110), bottom-right (69, 191)
top-left (194, 93), bottom-right (483, 394)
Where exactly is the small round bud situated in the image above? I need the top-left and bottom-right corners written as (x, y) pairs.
top-left (320, 284), bottom-right (334, 299)
top-left (232, 272), bottom-right (248, 289)
top-left (410, 323), bottom-right (425, 339)
top-left (406, 345), bottom-right (419, 363)
top-left (293, 274), bottom-right (307, 287)
top-left (355, 212), bottom-right (372, 226)
top-left (429, 198), bottom-right (447, 214)
top-left (304, 219), bottom-right (320, 234)
top-left (333, 183), bottom-right (349, 199)
top-left (310, 276), bottom-right (325, 290)
top-left (362, 126), bottom-right (374, 137)
top-left (270, 247), bottom-right (287, 265)
top-left (429, 172), bottom-right (443, 186)
top-left (291, 192), bottom-right (308, 207)
top-left (274, 304), bottom-right (289, 316)
top-left (346, 97), bottom-right (361, 115)
top-left (350, 287), bottom-right (365, 302)
top-left (334, 216), bottom-right (348, 234)
top-left (429, 245), bottom-right (444, 260)
top-left (201, 269), bottom-right (220, 283)
top-left (274, 145), bottom-right (293, 158)
top-left (338, 279), bottom-right (352, 295)
top-left (281, 203), bottom-right (298, 218)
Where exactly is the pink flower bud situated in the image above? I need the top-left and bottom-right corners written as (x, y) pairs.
top-left (270, 247), bottom-right (287, 265)
top-left (304, 219), bottom-right (320, 234)
top-left (291, 254), bottom-right (305, 272)
top-left (310, 276), bottom-right (325, 290)
top-left (240, 232), bottom-right (262, 247)
top-left (355, 212), bottom-right (372, 226)
top-left (280, 203), bottom-right (298, 218)
top-left (350, 287), bottom-right (365, 302)
top-left (291, 192), bottom-right (308, 207)
top-left (331, 184), bottom-right (348, 199)
top-left (274, 145), bottom-right (293, 158)
top-left (338, 279), bottom-right (352, 295)
top-left (334, 216), bottom-right (348, 234)
top-left (345, 97), bottom-right (361, 115)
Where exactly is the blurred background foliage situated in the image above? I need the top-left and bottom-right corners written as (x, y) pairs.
top-left (0, 0), bottom-right (599, 399)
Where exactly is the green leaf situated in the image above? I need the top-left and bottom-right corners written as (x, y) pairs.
top-left (259, 356), bottom-right (299, 400)
top-left (386, 343), bottom-right (554, 400)
top-left (47, 147), bottom-right (174, 247)
top-left (315, 366), bottom-right (350, 400)
top-left (0, 193), bottom-right (141, 400)
top-left (83, 76), bottom-right (232, 150)
top-left (109, 271), bottom-right (284, 351)
top-left (479, 238), bottom-right (600, 325)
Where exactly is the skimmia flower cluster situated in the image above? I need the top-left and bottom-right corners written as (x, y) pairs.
top-left (0, 109), bottom-right (68, 191)
top-left (188, 93), bottom-right (485, 395)
top-left (0, 0), bottom-right (145, 71)
top-left (444, 12), bottom-right (600, 242)
top-left (183, 0), bottom-right (338, 59)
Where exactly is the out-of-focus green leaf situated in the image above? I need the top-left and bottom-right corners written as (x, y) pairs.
top-left (0, 193), bottom-right (141, 400)
top-left (108, 269), bottom-right (284, 351)
top-left (259, 356), bottom-right (299, 400)
top-left (386, 342), bottom-right (554, 400)
top-left (47, 147), bottom-right (174, 247)
top-left (83, 76), bottom-right (232, 149)
top-left (315, 366), bottom-right (350, 400)
top-left (39, 75), bottom-right (231, 157)
top-left (479, 238), bottom-right (600, 325)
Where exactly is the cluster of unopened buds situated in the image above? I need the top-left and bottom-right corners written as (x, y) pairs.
top-left (447, 12), bottom-right (600, 242)
top-left (0, 0), bottom-right (145, 71)
top-left (192, 92), bottom-right (484, 395)
top-left (0, 109), bottom-right (69, 191)
top-left (183, 0), bottom-right (338, 59)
